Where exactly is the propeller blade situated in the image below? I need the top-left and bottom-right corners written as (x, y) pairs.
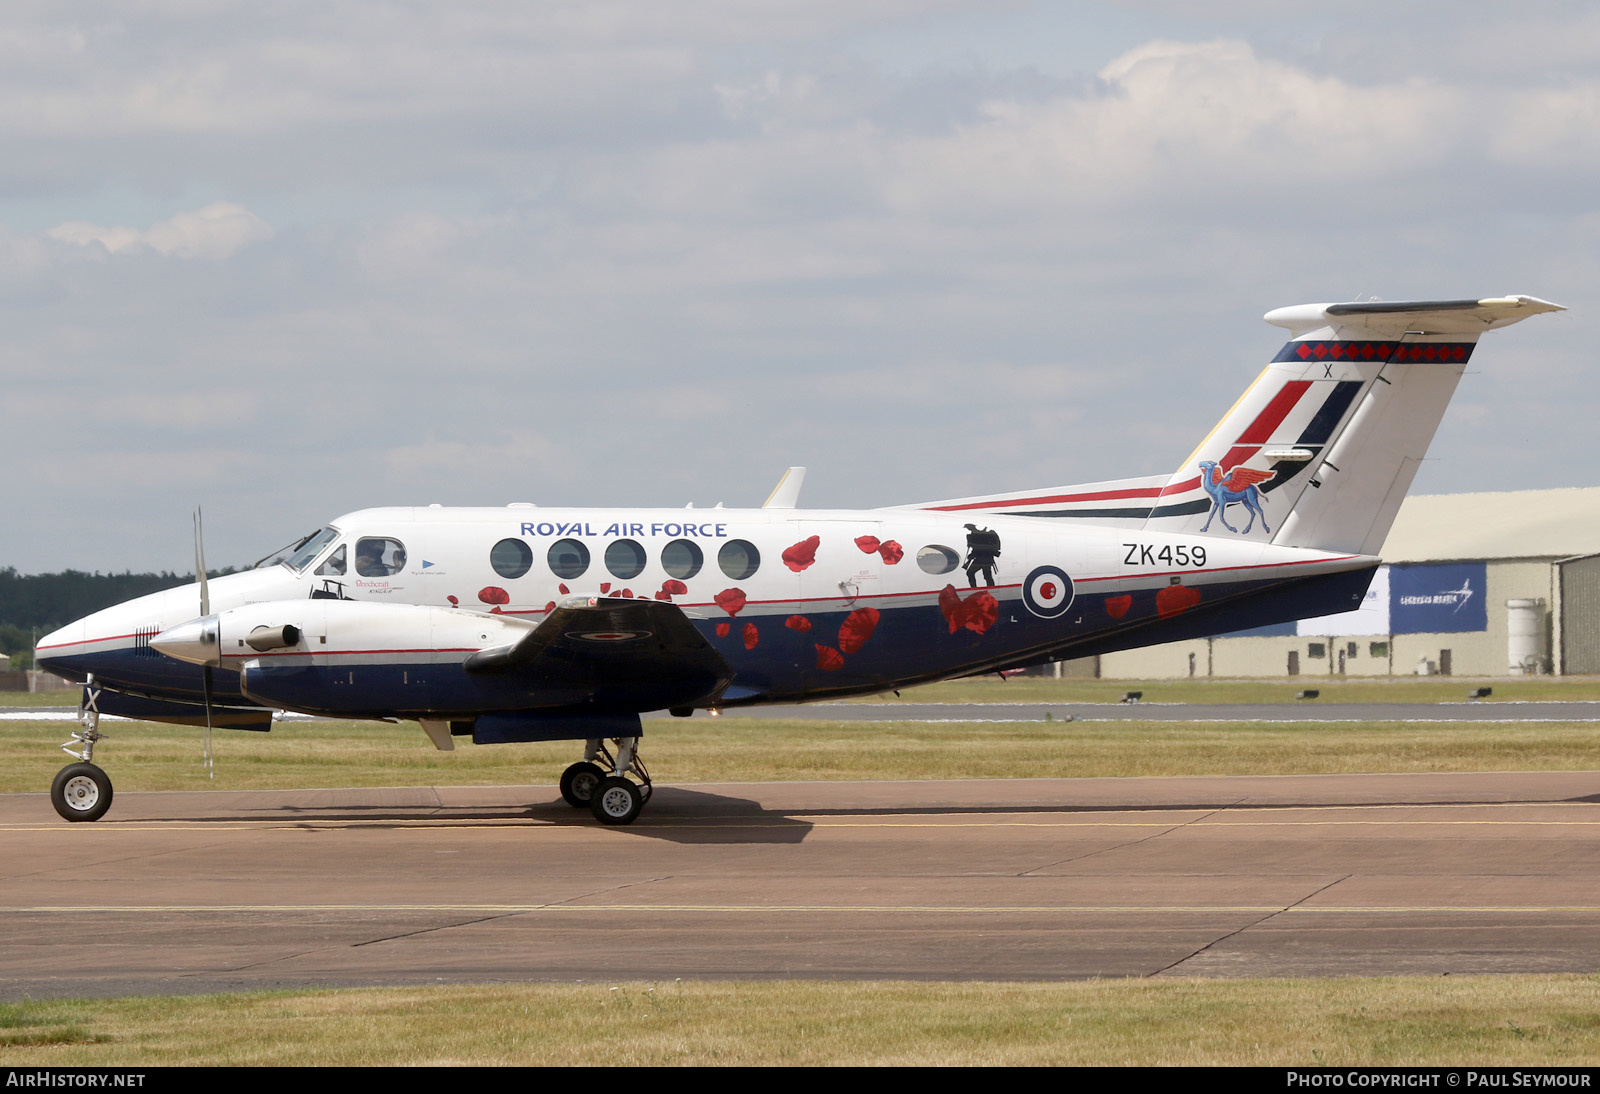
top-left (194, 506), bottom-right (215, 779)
top-left (194, 508), bottom-right (210, 617)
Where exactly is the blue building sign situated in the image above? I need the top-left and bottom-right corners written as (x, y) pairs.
top-left (1388, 562), bottom-right (1487, 635)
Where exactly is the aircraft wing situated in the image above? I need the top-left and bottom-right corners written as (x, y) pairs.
top-left (464, 596), bottom-right (734, 710)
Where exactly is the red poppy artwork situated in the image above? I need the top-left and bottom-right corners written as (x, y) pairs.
top-left (838, 607), bottom-right (880, 654)
top-left (815, 645), bottom-right (844, 671)
top-left (477, 586), bottom-right (509, 606)
top-left (714, 588), bottom-right (747, 616)
top-left (1156, 584), bottom-right (1202, 618)
top-left (599, 583), bottom-right (611, 593)
top-left (782, 536), bottom-right (820, 572)
top-left (743, 622), bottom-right (759, 650)
top-left (447, 595), bottom-right (459, 607)
top-left (785, 615), bottom-right (812, 632)
top-left (716, 623), bottom-right (731, 637)
top-left (543, 600), bottom-right (556, 614)
top-left (938, 585), bottom-right (999, 634)
top-left (661, 579), bottom-right (688, 596)
top-left (558, 584), bottom-right (570, 595)
top-left (1104, 594), bottom-right (1133, 619)
top-left (853, 535), bottom-right (903, 564)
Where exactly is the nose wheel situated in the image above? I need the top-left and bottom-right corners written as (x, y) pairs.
top-left (53, 677), bottom-right (114, 822)
top-left (51, 762), bottom-right (113, 822)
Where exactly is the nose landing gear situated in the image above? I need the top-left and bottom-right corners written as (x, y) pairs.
top-left (53, 679), bottom-right (113, 822)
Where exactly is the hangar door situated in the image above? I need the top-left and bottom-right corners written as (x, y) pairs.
top-left (1559, 553), bottom-right (1600, 675)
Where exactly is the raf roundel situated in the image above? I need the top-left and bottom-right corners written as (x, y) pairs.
top-left (1022, 565), bottom-right (1075, 619)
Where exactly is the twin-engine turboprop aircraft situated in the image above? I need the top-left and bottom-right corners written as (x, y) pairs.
top-left (37, 296), bottom-right (1563, 824)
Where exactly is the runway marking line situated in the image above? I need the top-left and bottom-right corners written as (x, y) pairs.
top-left (4, 903), bottom-right (1600, 916)
top-left (3, 814), bottom-right (1600, 834)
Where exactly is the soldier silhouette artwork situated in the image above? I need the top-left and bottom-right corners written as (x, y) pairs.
top-left (963, 524), bottom-right (1002, 588)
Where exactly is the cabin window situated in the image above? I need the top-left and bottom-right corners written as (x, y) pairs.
top-left (548, 538), bottom-right (590, 580)
top-left (606, 539), bottom-right (647, 579)
top-left (354, 538), bottom-right (407, 577)
top-left (718, 539), bottom-right (761, 580)
top-left (661, 539), bottom-right (703, 580)
top-left (491, 538), bottom-right (533, 579)
top-left (917, 545), bottom-right (959, 575)
top-left (315, 544), bottom-right (346, 576)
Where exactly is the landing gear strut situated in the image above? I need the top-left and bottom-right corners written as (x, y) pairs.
top-left (559, 737), bottom-right (651, 825)
top-left (53, 679), bottom-right (113, 822)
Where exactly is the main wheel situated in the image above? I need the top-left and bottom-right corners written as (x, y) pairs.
top-left (559, 762), bottom-right (606, 808)
top-left (589, 776), bottom-right (643, 826)
top-left (51, 762), bottom-right (113, 822)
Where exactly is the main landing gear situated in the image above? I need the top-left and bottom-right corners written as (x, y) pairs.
top-left (52, 679), bottom-right (113, 822)
top-left (559, 737), bottom-right (652, 826)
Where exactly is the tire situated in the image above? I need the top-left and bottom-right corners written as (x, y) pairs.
top-left (51, 762), bottom-right (113, 823)
top-left (559, 762), bottom-right (606, 808)
top-left (589, 776), bottom-right (643, 826)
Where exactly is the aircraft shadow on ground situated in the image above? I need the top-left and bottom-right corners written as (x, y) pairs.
top-left (126, 786), bottom-right (816, 845)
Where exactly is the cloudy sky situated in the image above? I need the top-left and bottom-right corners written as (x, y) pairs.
top-left (3, 0), bottom-right (1596, 572)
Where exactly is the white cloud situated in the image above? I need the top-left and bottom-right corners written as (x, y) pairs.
top-left (47, 201), bottom-right (272, 260)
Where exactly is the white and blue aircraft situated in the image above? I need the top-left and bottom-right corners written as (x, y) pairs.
top-left (36, 296), bottom-right (1563, 824)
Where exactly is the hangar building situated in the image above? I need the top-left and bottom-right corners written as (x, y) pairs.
top-left (1085, 487), bottom-right (1600, 679)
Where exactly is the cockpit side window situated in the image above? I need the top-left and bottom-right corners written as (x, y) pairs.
top-left (282, 527), bottom-right (341, 573)
top-left (355, 537), bottom-right (408, 577)
top-left (315, 544), bottom-right (347, 576)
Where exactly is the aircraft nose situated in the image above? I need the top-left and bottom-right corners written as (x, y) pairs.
top-left (34, 618), bottom-right (87, 676)
top-left (151, 616), bottom-right (222, 667)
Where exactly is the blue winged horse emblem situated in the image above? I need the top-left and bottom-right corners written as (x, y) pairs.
top-left (1197, 461), bottom-right (1273, 534)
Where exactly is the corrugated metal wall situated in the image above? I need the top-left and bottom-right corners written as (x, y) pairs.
top-left (1560, 554), bottom-right (1600, 674)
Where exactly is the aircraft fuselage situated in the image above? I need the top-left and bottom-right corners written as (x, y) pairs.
top-left (39, 504), bottom-right (1373, 714)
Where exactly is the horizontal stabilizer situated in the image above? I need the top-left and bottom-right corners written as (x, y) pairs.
top-left (1265, 296), bottom-right (1564, 338)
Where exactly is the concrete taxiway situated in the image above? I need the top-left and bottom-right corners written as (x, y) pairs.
top-left (2, 771), bottom-right (1599, 999)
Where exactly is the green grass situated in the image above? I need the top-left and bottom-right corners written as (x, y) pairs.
top-left (11, 673), bottom-right (1600, 711)
top-left (3, 714), bottom-right (1599, 794)
top-left (2, 977), bottom-right (1599, 1065)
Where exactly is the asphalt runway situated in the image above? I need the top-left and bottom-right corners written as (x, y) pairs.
top-left (3, 770), bottom-right (1600, 1000)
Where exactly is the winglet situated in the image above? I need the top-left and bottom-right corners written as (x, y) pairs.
top-left (762, 466), bottom-right (806, 509)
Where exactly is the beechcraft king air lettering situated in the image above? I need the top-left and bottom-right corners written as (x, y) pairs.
top-left (36, 295), bottom-right (1564, 825)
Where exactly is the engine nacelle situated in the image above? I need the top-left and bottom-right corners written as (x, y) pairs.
top-left (152, 600), bottom-right (542, 717)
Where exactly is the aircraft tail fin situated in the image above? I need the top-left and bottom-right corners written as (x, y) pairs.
top-left (1140, 296), bottom-right (1563, 555)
